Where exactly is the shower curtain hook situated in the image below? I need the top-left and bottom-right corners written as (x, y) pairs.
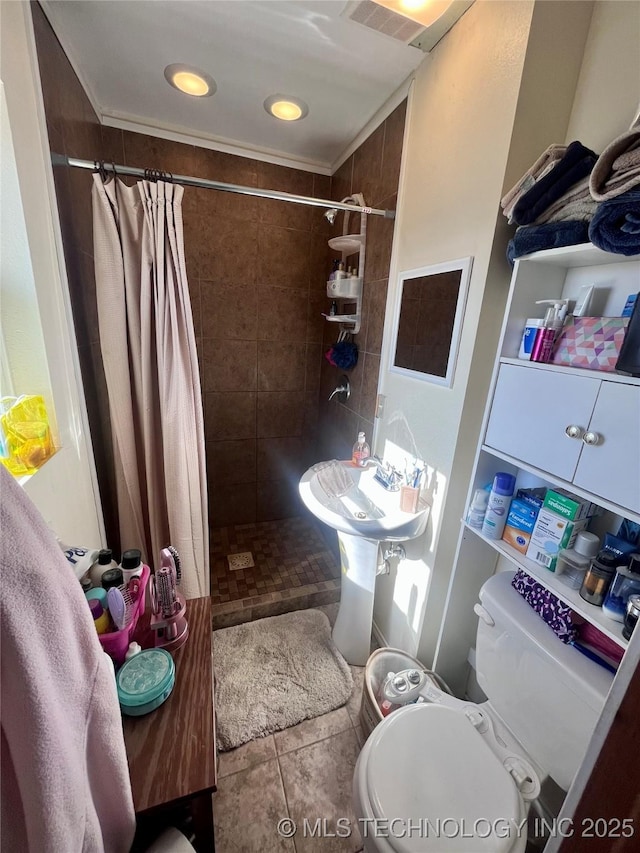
top-left (94, 160), bottom-right (108, 183)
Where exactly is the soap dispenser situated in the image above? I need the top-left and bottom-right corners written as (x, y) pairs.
top-left (352, 432), bottom-right (370, 467)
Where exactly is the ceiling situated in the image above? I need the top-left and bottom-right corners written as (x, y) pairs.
top-left (42, 0), bottom-right (435, 173)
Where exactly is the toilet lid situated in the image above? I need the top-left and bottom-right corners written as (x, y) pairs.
top-left (365, 704), bottom-right (523, 853)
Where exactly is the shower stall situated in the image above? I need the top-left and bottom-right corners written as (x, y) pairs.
top-left (32, 0), bottom-right (405, 627)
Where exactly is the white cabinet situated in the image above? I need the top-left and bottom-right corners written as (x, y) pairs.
top-left (435, 243), bottom-right (640, 693)
top-left (485, 363), bottom-right (640, 514)
top-left (485, 364), bottom-right (601, 481)
top-left (573, 381), bottom-right (640, 512)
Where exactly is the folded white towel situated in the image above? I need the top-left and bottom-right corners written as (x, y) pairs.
top-left (314, 460), bottom-right (355, 498)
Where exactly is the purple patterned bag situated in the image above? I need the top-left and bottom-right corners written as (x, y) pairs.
top-left (511, 570), bottom-right (577, 643)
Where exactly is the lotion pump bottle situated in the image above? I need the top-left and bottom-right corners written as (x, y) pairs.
top-left (530, 299), bottom-right (569, 363)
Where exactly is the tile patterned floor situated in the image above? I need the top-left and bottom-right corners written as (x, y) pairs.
top-left (211, 517), bottom-right (340, 604)
top-left (213, 604), bottom-right (369, 853)
top-left (210, 516), bottom-right (341, 629)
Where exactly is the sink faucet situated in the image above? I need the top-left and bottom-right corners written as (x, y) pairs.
top-left (363, 456), bottom-right (403, 491)
top-left (360, 455), bottom-right (384, 469)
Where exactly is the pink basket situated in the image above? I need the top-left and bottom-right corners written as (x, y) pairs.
top-left (99, 564), bottom-right (150, 665)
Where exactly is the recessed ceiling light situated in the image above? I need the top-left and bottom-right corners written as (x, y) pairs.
top-left (164, 64), bottom-right (216, 98)
top-left (264, 95), bottom-right (309, 122)
top-left (371, 0), bottom-right (454, 28)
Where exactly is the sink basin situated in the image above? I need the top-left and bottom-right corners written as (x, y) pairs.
top-left (299, 460), bottom-right (429, 542)
top-left (299, 461), bottom-right (430, 665)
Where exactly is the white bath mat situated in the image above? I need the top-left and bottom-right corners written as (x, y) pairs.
top-left (214, 609), bottom-right (353, 751)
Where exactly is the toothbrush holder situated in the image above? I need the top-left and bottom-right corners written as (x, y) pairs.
top-left (400, 485), bottom-right (420, 514)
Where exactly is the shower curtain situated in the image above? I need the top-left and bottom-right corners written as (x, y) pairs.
top-left (92, 175), bottom-right (208, 598)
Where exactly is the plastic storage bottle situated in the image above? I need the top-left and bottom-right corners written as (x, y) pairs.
top-left (467, 488), bottom-right (489, 530)
top-left (530, 299), bottom-right (569, 363)
top-left (121, 548), bottom-right (143, 584)
top-left (602, 554), bottom-right (640, 622)
top-left (89, 548), bottom-right (119, 588)
top-left (580, 551), bottom-right (617, 606)
top-left (481, 473), bottom-right (516, 540)
top-left (352, 432), bottom-right (370, 467)
top-left (89, 599), bottom-right (110, 635)
top-left (555, 531), bottom-right (600, 590)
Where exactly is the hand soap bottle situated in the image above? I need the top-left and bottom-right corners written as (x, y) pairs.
top-left (352, 432), bottom-right (370, 467)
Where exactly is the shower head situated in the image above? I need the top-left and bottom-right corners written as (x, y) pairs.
top-left (324, 208), bottom-right (338, 225)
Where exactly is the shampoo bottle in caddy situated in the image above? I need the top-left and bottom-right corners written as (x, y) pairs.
top-left (481, 473), bottom-right (516, 540)
top-left (530, 299), bottom-right (569, 363)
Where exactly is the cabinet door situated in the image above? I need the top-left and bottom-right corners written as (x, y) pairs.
top-left (485, 364), bottom-right (601, 481)
top-left (573, 382), bottom-right (640, 513)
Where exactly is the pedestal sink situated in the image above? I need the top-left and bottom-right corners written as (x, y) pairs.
top-left (299, 461), bottom-right (430, 665)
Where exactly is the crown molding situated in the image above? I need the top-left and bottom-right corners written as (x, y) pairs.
top-left (101, 110), bottom-right (332, 175)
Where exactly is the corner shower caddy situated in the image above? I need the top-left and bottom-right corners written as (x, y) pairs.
top-left (323, 193), bottom-right (367, 334)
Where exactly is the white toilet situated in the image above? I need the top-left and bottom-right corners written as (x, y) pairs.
top-left (353, 571), bottom-right (613, 853)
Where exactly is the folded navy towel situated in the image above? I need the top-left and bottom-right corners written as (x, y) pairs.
top-left (512, 141), bottom-right (598, 226)
top-left (507, 221), bottom-right (590, 264)
top-left (588, 189), bottom-right (640, 256)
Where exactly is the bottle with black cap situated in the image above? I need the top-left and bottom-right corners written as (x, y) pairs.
top-left (580, 550), bottom-right (618, 607)
top-left (89, 548), bottom-right (119, 588)
top-left (121, 548), bottom-right (143, 584)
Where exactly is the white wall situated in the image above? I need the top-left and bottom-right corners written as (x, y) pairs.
top-left (371, 0), bottom-right (596, 660)
top-left (0, 2), bottom-right (103, 547)
top-left (565, 0), bottom-right (640, 152)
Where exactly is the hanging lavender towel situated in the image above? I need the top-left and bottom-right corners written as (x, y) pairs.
top-left (511, 569), bottom-right (578, 643)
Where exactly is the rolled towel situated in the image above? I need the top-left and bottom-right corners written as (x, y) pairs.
top-left (512, 141), bottom-right (598, 226)
top-left (590, 120), bottom-right (640, 201)
top-left (588, 189), bottom-right (640, 256)
top-left (507, 220), bottom-right (590, 265)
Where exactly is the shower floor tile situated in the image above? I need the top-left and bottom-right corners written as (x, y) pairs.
top-left (210, 515), bottom-right (340, 606)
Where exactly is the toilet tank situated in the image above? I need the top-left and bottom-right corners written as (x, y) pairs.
top-left (475, 571), bottom-right (613, 791)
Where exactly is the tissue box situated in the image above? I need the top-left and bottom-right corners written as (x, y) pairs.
top-left (526, 508), bottom-right (589, 572)
top-left (552, 316), bottom-right (629, 372)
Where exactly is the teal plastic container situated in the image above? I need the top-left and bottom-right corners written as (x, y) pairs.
top-left (85, 587), bottom-right (108, 610)
top-left (116, 648), bottom-right (175, 716)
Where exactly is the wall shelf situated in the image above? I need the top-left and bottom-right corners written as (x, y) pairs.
top-left (463, 522), bottom-right (628, 648)
top-left (499, 356), bottom-right (640, 387)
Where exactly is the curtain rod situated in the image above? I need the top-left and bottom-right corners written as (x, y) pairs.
top-left (51, 154), bottom-right (396, 219)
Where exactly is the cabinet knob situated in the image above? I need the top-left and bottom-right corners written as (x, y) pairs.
top-left (582, 431), bottom-right (601, 446)
top-left (565, 425), bottom-right (584, 439)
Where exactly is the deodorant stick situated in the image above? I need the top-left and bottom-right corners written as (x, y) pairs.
top-left (481, 473), bottom-right (516, 540)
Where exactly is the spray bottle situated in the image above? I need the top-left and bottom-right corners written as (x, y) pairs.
top-left (530, 299), bottom-right (569, 363)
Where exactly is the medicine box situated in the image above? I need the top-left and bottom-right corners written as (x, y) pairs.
top-left (502, 498), bottom-right (540, 554)
top-left (526, 508), bottom-right (589, 572)
top-left (542, 488), bottom-right (600, 522)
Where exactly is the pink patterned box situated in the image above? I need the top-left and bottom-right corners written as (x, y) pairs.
top-left (552, 317), bottom-right (629, 372)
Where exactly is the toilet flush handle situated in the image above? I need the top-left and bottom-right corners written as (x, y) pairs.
top-left (473, 604), bottom-right (495, 627)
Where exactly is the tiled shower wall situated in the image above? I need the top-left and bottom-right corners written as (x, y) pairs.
top-left (31, 2), bottom-right (406, 546)
top-left (319, 103), bottom-right (406, 461)
top-left (32, 3), bottom-right (330, 540)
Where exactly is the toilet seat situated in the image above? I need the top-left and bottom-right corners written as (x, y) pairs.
top-left (356, 703), bottom-right (529, 853)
